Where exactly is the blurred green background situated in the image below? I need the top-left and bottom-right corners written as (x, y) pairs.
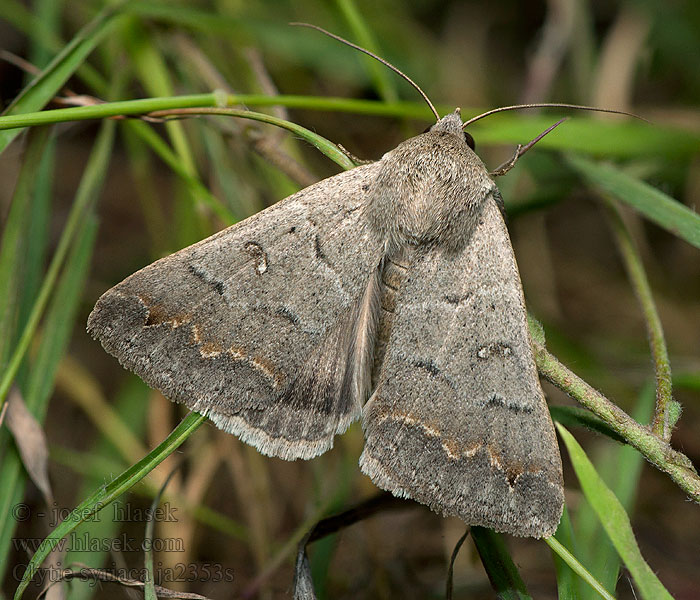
top-left (1, 0), bottom-right (699, 598)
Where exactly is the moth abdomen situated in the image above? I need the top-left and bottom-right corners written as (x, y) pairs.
top-left (371, 247), bottom-right (413, 389)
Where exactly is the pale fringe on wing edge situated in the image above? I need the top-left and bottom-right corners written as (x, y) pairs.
top-left (202, 406), bottom-right (361, 461)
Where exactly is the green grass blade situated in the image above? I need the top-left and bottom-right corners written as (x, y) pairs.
top-left (23, 221), bottom-right (98, 421)
top-left (155, 108), bottom-right (356, 170)
top-left (471, 526), bottom-right (531, 600)
top-left (1, 94), bottom-right (690, 147)
top-left (0, 194), bottom-right (97, 585)
top-left (567, 154), bottom-right (700, 248)
top-left (476, 117), bottom-right (700, 159)
top-left (123, 119), bottom-right (235, 224)
top-left (0, 119), bottom-right (115, 410)
top-left (12, 411), bottom-right (207, 600)
top-left (63, 378), bottom-right (150, 600)
top-left (26, 0), bottom-right (62, 69)
top-left (2, 95), bottom-right (696, 157)
top-left (0, 127), bottom-right (51, 368)
top-left (557, 424), bottom-right (673, 600)
top-left (0, 117), bottom-right (105, 584)
top-left (0, 96), bottom-right (419, 129)
top-left (15, 136), bottom-right (55, 360)
top-left (0, 449), bottom-right (27, 585)
top-left (0, 4), bottom-right (119, 152)
top-left (143, 470), bottom-right (178, 600)
top-left (551, 509), bottom-right (582, 599)
top-left (545, 535), bottom-right (615, 600)
top-left (124, 17), bottom-right (210, 241)
top-left (0, 127), bottom-right (52, 582)
top-left (335, 0), bottom-right (398, 103)
top-left (549, 405), bottom-right (626, 443)
top-left (576, 386), bottom-right (655, 599)
top-left (0, 100), bottom-right (356, 172)
top-left (0, 0), bottom-right (61, 60)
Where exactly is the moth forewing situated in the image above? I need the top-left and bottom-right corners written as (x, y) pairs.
top-left (88, 164), bottom-right (386, 460)
top-left (361, 196), bottom-right (564, 538)
top-left (359, 113), bottom-right (563, 537)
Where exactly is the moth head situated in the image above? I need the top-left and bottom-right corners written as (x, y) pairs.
top-left (425, 109), bottom-right (476, 151)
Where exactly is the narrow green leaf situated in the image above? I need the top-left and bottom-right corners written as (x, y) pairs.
top-left (1, 103), bottom-right (356, 174)
top-left (4, 95), bottom-right (694, 159)
top-left (144, 469), bottom-right (178, 600)
top-left (557, 425), bottom-right (673, 600)
top-left (24, 221), bottom-right (97, 420)
top-left (126, 17), bottom-right (216, 245)
top-left (0, 4), bottom-right (119, 152)
top-left (549, 405), bottom-right (625, 443)
top-left (13, 412), bottom-right (206, 600)
top-left (16, 135), bottom-right (56, 360)
top-left (335, 0), bottom-right (398, 103)
top-left (0, 127), bottom-right (52, 582)
top-left (551, 509), bottom-right (582, 599)
top-left (0, 117), bottom-right (105, 584)
top-left (26, 0), bottom-right (63, 69)
top-left (0, 197), bottom-right (96, 585)
top-left (576, 386), bottom-right (655, 599)
top-left (545, 534), bottom-right (615, 600)
top-left (64, 378), bottom-right (150, 600)
top-left (478, 117), bottom-right (700, 159)
top-left (164, 108), bottom-right (356, 170)
top-left (0, 119), bottom-right (115, 409)
top-left (124, 119), bottom-right (235, 224)
top-left (567, 154), bottom-right (700, 249)
top-left (0, 127), bottom-right (51, 368)
top-left (471, 526), bottom-right (531, 600)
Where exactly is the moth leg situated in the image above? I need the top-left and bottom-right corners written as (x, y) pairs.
top-left (337, 143), bottom-right (375, 166)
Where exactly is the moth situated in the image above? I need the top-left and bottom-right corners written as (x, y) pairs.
top-left (84, 27), bottom-right (599, 539)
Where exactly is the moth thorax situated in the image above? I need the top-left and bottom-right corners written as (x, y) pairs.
top-left (366, 131), bottom-right (494, 253)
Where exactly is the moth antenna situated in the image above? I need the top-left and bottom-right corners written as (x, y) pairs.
top-left (291, 22), bottom-right (440, 122)
top-left (490, 118), bottom-right (567, 177)
top-left (462, 103), bottom-right (647, 129)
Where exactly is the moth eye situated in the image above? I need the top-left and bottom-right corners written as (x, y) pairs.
top-left (422, 125), bottom-right (432, 133)
top-left (463, 131), bottom-right (476, 150)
